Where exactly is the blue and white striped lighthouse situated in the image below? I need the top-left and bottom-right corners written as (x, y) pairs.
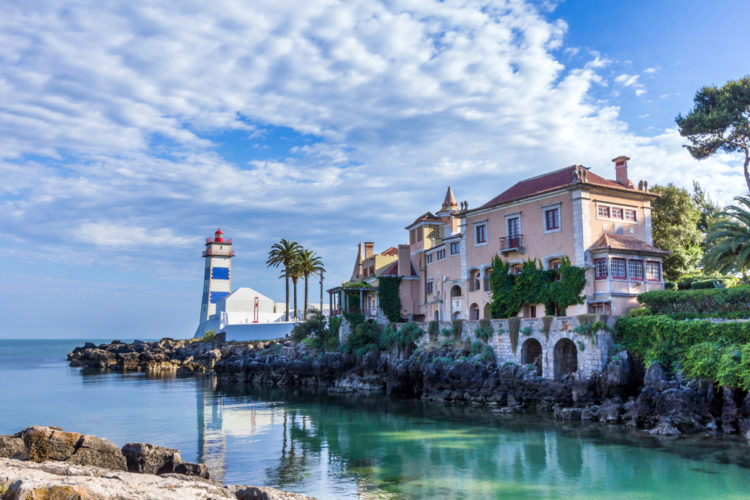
top-left (199, 228), bottom-right (234, 322)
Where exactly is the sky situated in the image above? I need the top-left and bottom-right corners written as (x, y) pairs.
top-left (1, 0), bottom-right (749, 339)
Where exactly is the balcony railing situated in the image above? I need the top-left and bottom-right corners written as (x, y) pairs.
top-left (202, 249), bottom-right (235, 257)
top-left (206, 237), bottom-right (232, 245)
top-left (499, 234), bottom-right (523, 253)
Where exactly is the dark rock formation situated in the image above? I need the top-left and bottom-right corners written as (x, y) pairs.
top-left (68, 338), bottom-right (749, 437)
top-left (121, 442), bottom-right (208, 478)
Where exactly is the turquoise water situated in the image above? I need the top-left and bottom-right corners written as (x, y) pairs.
top-left (1, 340), bottom-right (749, 499)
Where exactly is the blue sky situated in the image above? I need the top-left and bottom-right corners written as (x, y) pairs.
top-left (1, 0), bottom-right (748, 338)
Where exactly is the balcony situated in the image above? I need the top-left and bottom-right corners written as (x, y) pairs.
top-left (202, 249), bottom-right (235, 258)
top-left (206, 237), bottom-right (232, 245)
top-left (499, 235), bottom-right (523, 254)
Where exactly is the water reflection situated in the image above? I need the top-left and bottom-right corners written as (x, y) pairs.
top-left (195, 379), bottom-right (750, 499)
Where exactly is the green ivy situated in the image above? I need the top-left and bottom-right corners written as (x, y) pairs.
top-left (451, 319), bottom-right (464, 339)
top-left (474, 323), bottom-right (493, 343)
top-left (637, 285), bottom-right (750, 317)
top-left (520, 326), bottom-right (533, 337)
top-left (488, 256), bottom-right (585, 318)
top-left (377, 276), bottom-right (403, 323)
top-left (508, 317), bottom-right (520, 354)
top-left (427, 320), bottom-right (440, 341)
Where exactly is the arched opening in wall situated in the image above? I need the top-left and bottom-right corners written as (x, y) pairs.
top-left (483, 303), bottom-right (491, 319)
top-left (521, 338), bottom-right (543, 376)
top-left (434, 310), bottom-right (439, 322)
top-left (553, 339), bottom-right (578, 380)
top-left (450, 285), bottom-right (462, 297)
top-left (469, 269), bottom-right (481, 291)
top-left (452, 311), bottom-right (462, 320)
top-left (483, 268), bottom-right (492, 291)
top-left (469, 303), bottom-right (479, 320)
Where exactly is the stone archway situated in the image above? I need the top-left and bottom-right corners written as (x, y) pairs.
top-left (521, 338), bottom-right (543, 376)
top-left (483, 303), bottom-right (491, 319)
top-left (452, 311), bottom-right (462, 320)
top-left (450, 285), bottom-right (462, 297)
top-left (469, 303), bottom-right (479, 320)
top-left (553, 338), bottom-right (578, 380)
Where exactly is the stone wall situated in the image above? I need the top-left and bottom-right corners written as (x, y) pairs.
top-left (413, 315), bottom-right (615, 380)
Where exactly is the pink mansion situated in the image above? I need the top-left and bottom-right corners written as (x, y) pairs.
top-left (329, 156), bottom-right (666, 321)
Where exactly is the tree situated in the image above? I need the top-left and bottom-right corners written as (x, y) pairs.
top-left (266, 239), bottom-right (302, 321)
top-left (650, 184), bottom-right (703, 281)
top-left (287, 260), bottom-right (303, 321)
top-left (294, 249), bottom-right (325, 320)
top-left (692, 180), bottom-right (721, 235)
top-left (703, 196), bottom-right (750, 276)
top-left (676, 77), bottom-right (750, 193)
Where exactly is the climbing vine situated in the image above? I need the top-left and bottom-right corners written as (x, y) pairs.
top-left (377, 276), bottom-right (402, 323)
top-left (489, 256), bottom-right (586, 318)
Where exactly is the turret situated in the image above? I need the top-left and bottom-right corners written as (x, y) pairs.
top-left (199, 228), bottom-right (234, 322)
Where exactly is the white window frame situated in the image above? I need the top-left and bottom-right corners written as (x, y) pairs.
top-left (543, 204), bottom-right (561, 233)
top-left (436, 249), bottom-right (446, 261)
top-left (426, 253), bottom-right (433, 265)
top-left (450, 241), bottom-right (460, 255)
top-left (595, 202), bottom-right (638, 225)
top-left (474, 220), bottom-right (488, 246)
top-left (505, 213), bottom-right (521, 245)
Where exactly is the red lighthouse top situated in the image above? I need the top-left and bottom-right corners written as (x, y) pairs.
top-left (214, 228), bottom-right (224, 242)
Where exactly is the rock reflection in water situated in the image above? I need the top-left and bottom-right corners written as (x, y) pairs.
top-left (194, 379), bottom-right (750, 499)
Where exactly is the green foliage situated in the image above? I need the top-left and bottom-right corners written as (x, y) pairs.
top-left (474, 323), bottom-right (493, 343)
top-left (676, 273), bottom-right (739, 290)
top-left (440, 328), bottom-right (452, 338)
top-left (616, 315), bottom-right (750, 377)
top-left (627, 307), bottom-right (651, 318)
top-left (637, 285), bottom-right (750, 317)
top-left (329, 315), bottom-right (342, 338)
top-left (451, 319), bottom-right (464, 339)
top-left (520, 326), bottom-right (533, 337)
top-left (470, 340), bottom-right (484, 354)
top-left (347, 320), bottom-right (382, 357)
top-left (377, 276), bottom-right (403, 323)
top-left (684, 343), bottom-right (750, 390)
top-left (343, 312), bottom-right (365, 329)
top-left (693, 180), bottom-right (723, 235)
top-left (393, 322), bottom-right (425, 353)
top-left (577, 341), bottom-right (586, 352)
top-left (676, 76), bottom-right (750, 193)
top-left (427, 320), bottom-right (440, 341)
top-left (663, 281), bottom-right (677, 290)
top-left (290, 313), bottom-right (339, 350)
top-left (650, 184), bottom-right (704, 280)
top-left (266, 238), bottom-right (303, 321)
top-left (291, 313), bottom-right (326, 343)
top-left (435, 356), bottom-right (453, 365)
top-left (201, 329), bottom-right (216, 342)
top-left (480, 345), bottom-right (495, 363)
top-left (457, 356), bottom-right (469, 363)
top-left (488, 256), bottom-right (585, 318)
top-left (574, 320), bottom-right (607, 341)
top-left (704, 196), bottom-right (750, 274)
top-left (508, 317), bottom-right (520, 354)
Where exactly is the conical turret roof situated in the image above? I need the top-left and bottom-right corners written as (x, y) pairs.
top-left (442, 186), bottom-right (458, 209)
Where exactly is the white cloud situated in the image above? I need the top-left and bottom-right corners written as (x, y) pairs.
top-left (0, 0), bottom-right (746, 333)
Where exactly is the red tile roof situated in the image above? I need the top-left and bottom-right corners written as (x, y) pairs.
top-left (379, 260), bottom-right (418, 277)
top-left (406, 211), bottom-right (441, 228)
top-left (479, 165), bottom-right (638, 209)
top-left (589, 233), bottom-right (668, 255)
top-left (380, 246), bottom-right (399, 257)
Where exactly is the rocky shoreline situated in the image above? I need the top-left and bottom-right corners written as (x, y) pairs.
top-left (0, 426), bottom-right (311, 499)
top-left (67, 338), bottom-right (750, 438)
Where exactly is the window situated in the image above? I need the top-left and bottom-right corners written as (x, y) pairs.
top-left (597, 205), bottom-right (610, 218)
top-left (470, 270), bottom-right (481, 291)
top-left (548, 258), bottom-right (562, 281)
top-left (436, 249), bottom-right (446, 260)
top-left (611, 207), bottom-right (623, 219)
top-left (625, 209), bottom-right (637, 222)
top-left (470, 303), bottom-right (480, 320)
top-left (426, 280), bottom-right (434, 295)
top-left (426, 253), bottom-right (433, 264)
top-left (594, 258), bottom-right (608, 280)
top-left (646, 261), bottom-right (661, 281)
top-left (417, 226), bottom-right (423, 241)
top-left (483, 268), bottom-right (492, 291)
top-left (598, 204), bottom-right (637, 223)
top-left (610, 258), bottom-right (626, 279)
top-left (628, 260), bottom-right (644, 281)
top-left (511, 264), bottom-right (523, 276)
top-left (544, 207), bottom-right (560, 231)
top-left (506, 216), bottom-right (521, 248)
top-left (588, 301), bottom-right (611, 314)
top-left (450, 241), bottom-right (460, 255)
top-left (475, 223), bottom-right (487, 245)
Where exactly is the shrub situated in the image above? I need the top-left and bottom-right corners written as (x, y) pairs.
top-left (393, 322), bottom-right (425, 353)
top-left (691, 279), bottom-right (729, 289)
top-left (291, 313), bottom-right (326, 343)
top-left (435, 356), bottom-right (453, 365)
top-left (451, 319), bottom-right (464, 339)
top-left (637, 286), bottom-right (750, 317)
top-left (343, 312), bottom-right (365, 329)
top-left (379, 323), bottom-right (397, 350)
top-left (202, 329), bottom-right (216, 342)
top-left (520, 326), bottom-right (533, 337)
top-left (677, 273), bottom-right (738, 290)
top-left (470, 340), bottom-right (484, 354)
top-left (627, 307), bottom-right (651, 318)
top-left (347, 320), bottom-right (382, 356)
top-left (474, 324), bottom-right (493, 343)
top-left (427, 320), bottom-right (440, 341)
top-left (683, 342), bottom-right (750, 390)
top-left (440, 328), bottom-right (453, 338)
top-left (663, 281), bottom-right (677, 290)
top-left (480, 345), bottom-right (495, 363)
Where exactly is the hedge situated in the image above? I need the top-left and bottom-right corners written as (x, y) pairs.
top-left (637, 285), bottom-right (750, 317)
top-left (676, 273), bottom-right (738, 290)
top-left (616, 315), bottom-right (750, 375)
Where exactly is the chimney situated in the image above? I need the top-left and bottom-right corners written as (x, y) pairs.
top-left (612, 156), bottom-right (631, 186)
top-left (364, 242), bottom-right (374, 259)
top-left (397, 244), bottom-right (411, 277)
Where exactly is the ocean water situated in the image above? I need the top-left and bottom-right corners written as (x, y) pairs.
top-left (1, 339), bottom-right (749, 499)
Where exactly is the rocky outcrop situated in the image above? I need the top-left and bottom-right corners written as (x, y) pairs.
top-left (69, 339), bottom-right (750, 437)
top-left (0, 428), bottom-right (313, 500)
top-left (0, 458), bottom-right (311, 500)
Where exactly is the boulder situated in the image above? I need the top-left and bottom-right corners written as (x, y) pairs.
top-left (721, 386), bottom-right (738, 434)
top-left (66, 434), bottom-right (127, 471)
top-left (121, 443), bottom-right (182, 475)
top-left (0, 435), bottom-right (27, 460)
top-left (598, 398), bottom-right (623, 424)
top-left (229, 484), bottom-right (315, 499)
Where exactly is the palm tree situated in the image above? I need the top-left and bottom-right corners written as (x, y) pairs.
top-left (703, 196), bottom-right (750, 275)
top-left (266, 239), bottom-right (302, 321)
top-left (288, 261), bottom-right (303, 321)
top-left (295, 250), bottom-right (325, 319)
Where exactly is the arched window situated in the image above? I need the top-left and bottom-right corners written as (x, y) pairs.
top-left (483, 303), bottom-right (491, 319)
top-left (548, 258), bottom-right (562, 281)
top-left (483, 267), bottom-right (492, 291)
top-left (510, 264), bottom-right (523, 276)
top-left (469, 269), bottom-right (481, 291)
top-left (469, 303), bottom-right (479, 320)
top-left (450, 285), bottom-right (462, 297)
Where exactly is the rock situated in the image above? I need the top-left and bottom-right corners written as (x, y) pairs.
top-left (0, 457), bottom-right (234, 500)
top-left (229, 484), bottom-right (315, 499)
top-left (721, 386), bottom-right (738, 434)
top-left (175, 461), bottom-right (210, 479)
top-left (581, 406), bottom-right (599, 421)
top-left (643, 363), bottom-right (666, 391)
top-left (121, 442), bottom-right (183, 475)
top-left (0, 435), bottom-right (27, 460)
top-left (23, 426), bottom-right (81, 462)
top-left (66, 434), bottom-right (127, 471)
top-left (649, 419), bottom-right (681, 436)
top-left (553, 405), bottom-right (581, 421)
top-left (598, 398), bottom-right (623, 424)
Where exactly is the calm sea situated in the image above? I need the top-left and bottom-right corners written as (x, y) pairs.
top-left (1, 339), bottom-right (749, 499)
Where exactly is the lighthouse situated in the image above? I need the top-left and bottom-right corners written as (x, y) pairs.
top-left (199, 228), bottom-right (234, 322)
